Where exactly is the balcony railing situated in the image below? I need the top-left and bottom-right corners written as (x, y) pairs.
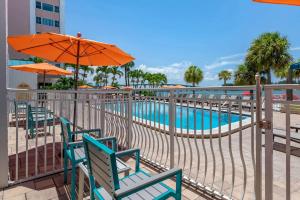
top-left (6, 84), bottom-right (300, 199)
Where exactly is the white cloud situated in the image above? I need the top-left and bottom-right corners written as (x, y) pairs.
top-left (291, 47), bottom-right (300, 51)
top-left (204, 60), bottom-right (243, 70)
top-left (137, 61), bottom-right (192, 83)
top-left (204, 52), bottom-right (244, 70)
top-left (219, 53), bottom-right (246, 60)
top-left (204, 72), bottom-right (218, 81)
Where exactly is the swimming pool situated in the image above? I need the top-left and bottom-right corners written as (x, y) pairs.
top-left (132, 101), bottom-right (247, 130)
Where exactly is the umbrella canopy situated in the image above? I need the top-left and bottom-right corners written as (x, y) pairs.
top-left (162, 85), bottom-right (185, 89)
top-left (253, 0), bottom-right (300, 6)
top-left (9, 62), bottom-right (72, 76)
top-left (242, 91), bottom-right (252, 96)
top-left (9, 62), bottom-right (72, 87)
top-left (7, 32), bottom-right (135, 67)
top-left (102, 85), bottom-right (116, 90)
top-left (8, 32), bottom-right (135, 130)
top-left (78, 85), bottom-right (93, 89)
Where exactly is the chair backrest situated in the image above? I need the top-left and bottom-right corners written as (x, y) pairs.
top-left (83, 134), bottom-right (119, 197)
top-left (27, 105), bottom-right (35, 136)
top-left (60, 117), bottom-right (72, 148)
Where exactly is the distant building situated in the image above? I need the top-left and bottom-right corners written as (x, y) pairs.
top-left (7, 0), bottom-right (65, 89)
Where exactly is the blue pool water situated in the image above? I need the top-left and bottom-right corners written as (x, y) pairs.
top-left (132, 102), bottom-right (247, 130)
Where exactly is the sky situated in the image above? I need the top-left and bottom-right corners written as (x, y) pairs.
top-left (65, 0), bottom-right (300, 86)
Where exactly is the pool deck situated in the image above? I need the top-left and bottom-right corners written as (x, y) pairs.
top-left (6, 110), bottom-right (300, 200)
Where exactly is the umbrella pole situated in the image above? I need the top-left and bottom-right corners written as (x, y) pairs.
top-left (73, 33), bottom-right (81, 131)
top-left (43, 71), bottom-right (46, 89)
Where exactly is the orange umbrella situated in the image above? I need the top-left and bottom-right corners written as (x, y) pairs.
top-left (102, 85), bottom-right (117, 90)
top-left (79, 85), bottom-right (93, 89)
top-left (9, 62), bottom-right (72, 87)
top-left (162, 85), bottom-right (185, 89)
top-left (7, 32), bottom-right (134, 89)
top-left (8, 32), bottom-right (134, 130)
top-left (253, 0), bottom-right (300, 6)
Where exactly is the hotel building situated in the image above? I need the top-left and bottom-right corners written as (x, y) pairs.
top-left (7, 0), bottom-right (65, 89)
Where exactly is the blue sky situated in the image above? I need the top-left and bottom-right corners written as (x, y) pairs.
top-left (65, 0), bottom-right (300, 86)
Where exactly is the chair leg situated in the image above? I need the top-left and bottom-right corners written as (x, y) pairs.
top-left (70, 164), bottom-right (76, 200)
top-left (63, 152), bottom-right (68, 184)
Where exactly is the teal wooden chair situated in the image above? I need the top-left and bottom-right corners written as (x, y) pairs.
top-left (60, 117), bottom-right (131, 200)
top-left (27, 104), bottom-right (55, 138)
top-left (60, 117), bottom-right (103, 200)
top-left (83, 134), bottom-right (183, 200)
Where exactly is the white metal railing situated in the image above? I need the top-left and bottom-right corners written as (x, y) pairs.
top-left (262, 84), bottom-right (300, 200)
top-left (131, 86), bottom-right (258, 199)
top-left (7, 89), bottom-right (131, 183)
top-left (6, 84), bottom-right (300, 199)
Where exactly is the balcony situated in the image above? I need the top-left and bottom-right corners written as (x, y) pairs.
top-left (4, 86), bottom-right (300, 199)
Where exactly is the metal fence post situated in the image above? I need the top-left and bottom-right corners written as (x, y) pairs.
top-left (264, 87), bottom-right (273, 200)
top-left (127, 91), bottom-right (133, 149)
top-left (255, 74), bottom-right (262, 200)
top-left (169, 90), bottom-right (175, 168)
top-left (0, 0), bottom-right (9, 188)
top-left (100, 94), bottom-right (105, 136)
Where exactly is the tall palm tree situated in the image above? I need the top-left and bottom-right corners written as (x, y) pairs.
top-left (96, 66), bottom-right (111, 86)
top-left (110, 66), bottom-right (123, 86)
top-left (121, 61), bottom-right (135, 86)
top-left (184, 65), bottom-right (203, 87)
top-left (80, 66), bottom-right (94, 82)
top-left (129, 69), bottom-right (143, 88)
top-left (245, 32), bottom-right (292, 84)
top-left (274, 59), bottom-right (300, 82)
top-left (154, 73), bottom-right (167, 87)
top-left (234, 64), bottom-right (256, 85)
top-left (93, 73), bottom-right (104, 87)
top-left (218, 70), bottom-right (232, 86)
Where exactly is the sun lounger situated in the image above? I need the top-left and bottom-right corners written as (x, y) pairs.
top-left (211, 94), bottom-right (227, 107)
top-left (222, 95), bottom-right (238, 108)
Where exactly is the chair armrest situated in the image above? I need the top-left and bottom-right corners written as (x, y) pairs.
top-left (68, 136), bottom-right (117, 150)
top-left (68, 141), bottom-right (83, 149)
top-left (115, 148), bottom-right (140, 171)
top-left (72, 129), bottom-right (102, 137)
top-left (95, 137), bottom-right (117, 151)
top-left (114, 168), bottom-right (182, 199)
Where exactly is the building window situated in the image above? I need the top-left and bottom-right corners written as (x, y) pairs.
top-left (55, 20), bottom-right (60, 27)
top-left (36, 1), bottom-right (41, 9)
top-left (42, 18), bottom-right (54, 26)
top-left (42, 3), bottom-right (54, 12)
top-left (54, 6), bottom-right (59, 13)
top-left (36, 17), bottom-right (41, 24)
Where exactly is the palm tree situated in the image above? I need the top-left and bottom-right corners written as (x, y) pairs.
top-left (184, 65), bottom-right (203, 87)
top-left (154, 73), bottom-right (167, 87)
top-left (245, 32), bottom-right (292, 84)
top-left (110, 66), bottom-right (123, 86)
top-left (96, 66), bottom-right (111, 86)
top-left (80, 66), bottom-right (94, 82)
top-left (218, 70), bottom-right (232, 86)
top-left (234, 64), bottom-right (256, 85)
top-left (141, 72), bottom-right (150, 88)
top-left (129, 69), bottom-right (143, 88)
top-left (274, 59), bottom-right (300, 83)
top-left (93, 73), bottom-right (104, 87)
top-left (121, 61), bottom-right (135, 86)
top-left (28, 57), bottom-right (44, 63)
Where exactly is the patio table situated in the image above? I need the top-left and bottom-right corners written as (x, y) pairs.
top-left (78, 158), bottom-right (131, 200)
